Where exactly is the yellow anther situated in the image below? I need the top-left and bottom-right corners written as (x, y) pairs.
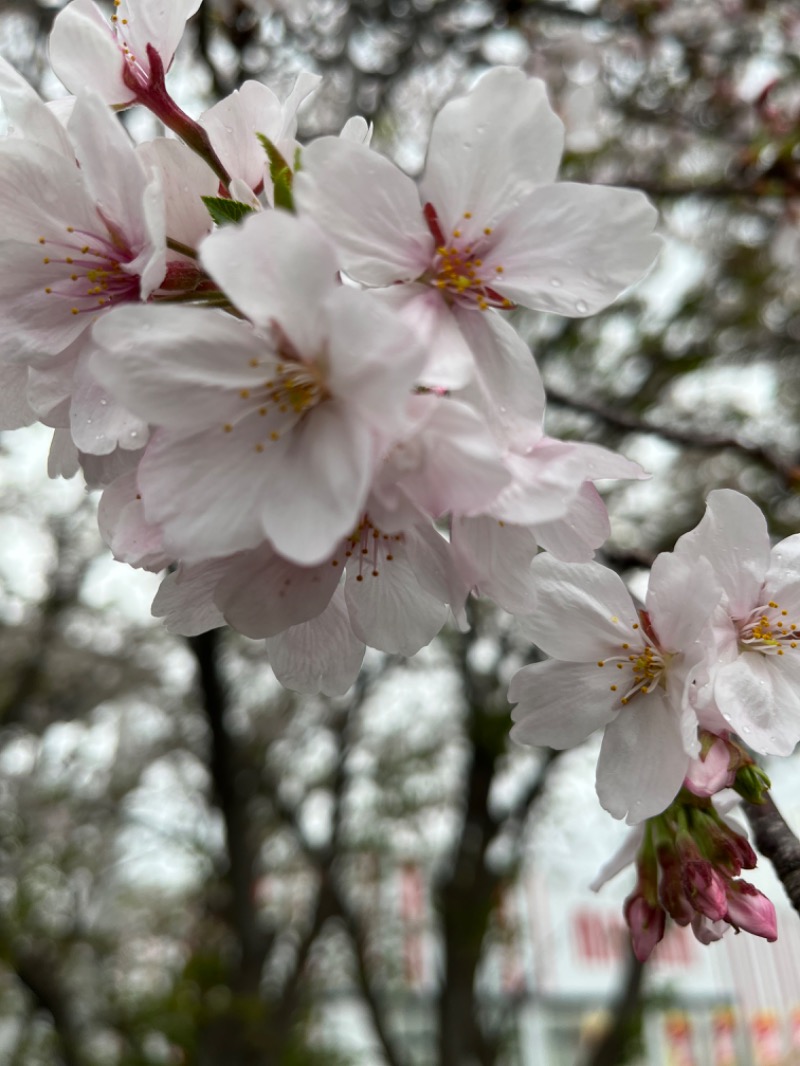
top-left (44, 287), bottom-right (52, 294)
top-left (463, 212), bottom-right (472, 219)
top-left (223, 424), bottom-right (233, 433)
top-left (240, 389), bottom-right (250, 399)
top-left (769, 601), bottom-right (778, 608)
top-left (495, 265), bottom-right (504, 273)
top-left (43, 257), bottom-right (50, 264)
top-left (255, 443), bottom-right (264, 453)
top-left (270, 431), bottom-right (280, 441)
top-left (453, 229), bottom-right (461, 238)
top-left (597, 661), bottom-right (605, 668)
top-left (71, 308), bottom-right (79, 315)
top-left (38, 237), bottom-right (46, 244)
top-left (484, 227), bottom-right (492, 235)
top-left (610, 685), bottom-right (618, 692)
top-left (249, 359), bottom-right (259, 367)
top-left (66, 226), bottom-right (74, 233)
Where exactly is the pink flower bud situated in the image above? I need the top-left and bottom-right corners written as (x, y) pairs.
top-left (684, 735), bottom-right (735, 797)
top-left (624, 890), bottom-right (666, 962)
top-left (682, 860), bottom-right (728, 922)
top-left (725, 880), bottom-right (778, 942)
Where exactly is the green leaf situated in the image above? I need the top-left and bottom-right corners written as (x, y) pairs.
top-left (257, 132), bottom-right (295, 212)
top-left (201, 196), bottom-right (254, 227)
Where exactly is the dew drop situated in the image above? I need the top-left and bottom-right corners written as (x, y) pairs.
top-left (550, 277), bottom-right (562, 288)
top-left (99, 398), bottom-right (108, 407)
top-left (575, 299), bottom-right (589, 314)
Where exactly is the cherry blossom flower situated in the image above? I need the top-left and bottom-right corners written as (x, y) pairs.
top-left (673, 489), bottom-right (800, 755)
top-left (90, 211), bottom-right (427, 566)
top-left (0, 89), bottom-right (165, 362)
top-left (294, 66), bottom-right (661, 390)
top-left (509, 551), bottom-right (721, 822)
top-left (50, 0), bottom-right (202, 109)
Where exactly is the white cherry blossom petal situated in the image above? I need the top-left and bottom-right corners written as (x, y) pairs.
top-left (509, 660), bottom-right (620, 748)
top-left (596, 696), bottom-right (689, 823)
top-left (266, 586), bottom-right (365, 697)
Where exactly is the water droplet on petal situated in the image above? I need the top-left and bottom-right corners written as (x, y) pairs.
top-left (550, 277), bottom-right (562, 288)
top-left (575, 299), bottom-right (589, 314)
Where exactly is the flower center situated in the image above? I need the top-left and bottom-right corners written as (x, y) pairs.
top-left (423, 203), bottom-right (513, 312)
top-left (222, 335), bottom-right (328, 450)
top-left (38, 225), bottom-right (141, 319)
top-left (596, 619), bottom-right (669, 705)
top-left (739, 600), bottom-right (800, 656)
top-left (328, 516), bottom-right (403, 580)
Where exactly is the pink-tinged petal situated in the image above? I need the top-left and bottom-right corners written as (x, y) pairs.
top-left (345, 540), bottom-right (449, 656)
top-left (0, 241), bottom-right (94, 358)
top-left (137, 425), bottom-right (271, 562)
top-left (266, 586), bottom-right (365, 697)
top-left (509, 660), bottom-right (620, 748)
top-left (50, 0), bottom-right (133, 106)
top-left (370, 285), bottom-right (476, 390)
top-left (201, 81), bottom-right (282, 192)
top-left (673, 489), bottom-right (770, 619)
top-left (596, 697), bottom-right (689, 823)
top-left (624, 892), bottom-right (666, 962)
top-left (521, 555), bottom-right (640, 661)
top-left (691, 914), bottom-right (728, 945)
top-left (121, 0), bottom-right (203, 72)
top-left (0, 363), bottom-right (35, 429)
top-left (91, 305), bottom-right (265, 430)
top-left (451, 515), bottom-right (539, 615)
top-left (67, 92), bottom-right (153, 250)
top-left (214, 545), bottom-right (338, 639)
top-left (388, 397), bottom-right (509, 519)
top-left (138, 138), bottom-right (216, 251)
top-left (684, 736), bottom-right (735, 798)
top-left (454, 308), bottom-right (546, 436)
top-left (646, 552), bottom-right (721, 650)
top-left (533, 483), bottom-right (610, 562)
top-left (714, 655), bottom-right (800, 756)
top-left (0, 55), bottom-right (73, 157)
top-left (200, 211), bottom-right (337, 354)
top-left (70, 350), bottom-right (148, 455)
top-left (420, 69), bottom-right (564, 235)
top-left (590, 825), bottom-right (645, 891)
top-left (0, 140), bottom-right (99, 244)
top-left (48, 428), bottom-right (80, 479)
top-left (97, 470), bottom-right (169, 571)
top-left (766, 533), bottom-right (800, 600)
top-left (294, 137), bottom-right (433, 285)
top-left (79, 442), bottom-right (140, 489)
top-left (324, 287), bottom-right (427, 439)
top-left (151, 560), bottom-right (229, 636)
top-left (258, 402), bottom-right (375, 566)
top-left (493, 441), bottom-right (589, 527)
top-left (724, 880), bottom-right (777, 941)
top-left (489, 183), bottom-right (661, 315)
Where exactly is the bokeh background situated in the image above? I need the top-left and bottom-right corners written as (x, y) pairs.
top-left (2, 1), bottom-right (800, 1064)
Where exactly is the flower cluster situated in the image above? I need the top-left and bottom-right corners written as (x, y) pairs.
top-left (509, 488), bottom-right (800, 953)
top-left (0, 0), bottom-right (660, 695)
top-left (509, 489), bottom-right (800, 823)
top-left (592, 783), bottom-right (777, 961)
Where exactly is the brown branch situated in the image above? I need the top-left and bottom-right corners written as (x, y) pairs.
top-left (188, 630), bottom-right (267, 991)
top-left (746, 794), bottom-right (800, 918)
top-left (545, 387), bottom-right (800, 488)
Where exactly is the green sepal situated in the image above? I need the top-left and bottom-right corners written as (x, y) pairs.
top-left (734, 763), bottom-right (772, 805)
top-left (257, 133), bottom-right (294, 212)
top-left (201, 196), bottom-right (254, 227)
